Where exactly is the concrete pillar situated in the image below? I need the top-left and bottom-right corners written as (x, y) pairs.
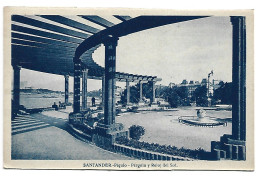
top-left (151, 81), bottom-right (156, 103)
top-left (103, 36), bottom-right (118, 125)
top-left (231, 16), bottom-right (246, 141)
top-left (73, 57), bottom-right (81, 113)
top-left (238, 145), bottom-right (246, 160)
top-left (82, 69), bottom-right (88, 110)
top-left (64, 75), bottom-right (69, 105)
top-left (126, 80), bottom-right (130, 105)
top-left (102, 75), bottom-right (105, 106)
top-left (232, 145), bottom-right (238, 160)
top-left (225, 144), bottom-right (232, 159)
top-left (139, 81), bottom-right (143, 102)
top-left (214, 150), bottom-right (221, 160)
top-left (12, 65), bottom-right (21, 115)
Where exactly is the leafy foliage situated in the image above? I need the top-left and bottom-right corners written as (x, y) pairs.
top-left (162, 86), bottom-right (190, 108)
top-left (193, 85), bottom-right (208, 107)
top-left (129, 125), bottom-right (145, 140)
top-left (120, 82), bottom-right (153, 105)
top-left (121, 85), bottom-right (140, 104)
top-left (116, 136), bottom-right (207, 159)
top-left (212, 82), bottom-right (232, 104)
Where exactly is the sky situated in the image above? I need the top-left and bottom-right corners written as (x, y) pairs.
top-left (20, 16), bottom-right (232, 92)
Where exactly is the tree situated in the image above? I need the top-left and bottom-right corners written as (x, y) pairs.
top-left (129, 125), bottom-right (145, 140)
top-left (120, 82), bottom-right (154, 105)
top-left (213, 82), bottom-right (232, 104)
top-left (142, 82), bottom-right (153, 101)
top-left (194, 86), bottom-right (208, 107)
top-left (155, 85), bottom-right (168, 98)
top-left (120, 85), bottom-right (139, 105)
top-left (162, 86), bottom-right (190, 108)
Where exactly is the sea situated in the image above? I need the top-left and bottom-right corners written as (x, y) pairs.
top-left (20, 93), bottom-right (101, 109)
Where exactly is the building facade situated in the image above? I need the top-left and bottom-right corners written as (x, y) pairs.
top-left (173, 79), bottom-right (223, 98)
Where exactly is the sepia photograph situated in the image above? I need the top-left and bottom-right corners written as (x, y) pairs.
top-left (3, 7), bottom-right (254, 170)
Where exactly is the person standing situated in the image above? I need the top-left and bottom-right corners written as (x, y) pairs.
top-left (91, 97), bottom-right (95, 107)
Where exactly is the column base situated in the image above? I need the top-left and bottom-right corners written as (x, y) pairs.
top-left (65, 102), bottom-right (72, 106)
top-left (125, 103), bottom-right (133, 108)
top-left (207, 98), bottom-right (212, 107)
top-left (150, 102), bottom-right (158, 108)
top-left (93, 123), bottom-right (129, 148)
top-left (69, 112), bottom-right (85, 124)
top-left (138, 101), bottom-right (145, 107)
top-left (211, 134), bottom-right (246, 160)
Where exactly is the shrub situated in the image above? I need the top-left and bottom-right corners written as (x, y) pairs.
top-left (127, 106), bottom-right (138, 112)
top-left (115, 136), bottom-right (207, 160)
top-left (129, 125), bottom-right (145, 140)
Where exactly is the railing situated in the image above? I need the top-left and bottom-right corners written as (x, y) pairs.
top-left (112, 143), bottom-right (192, 161)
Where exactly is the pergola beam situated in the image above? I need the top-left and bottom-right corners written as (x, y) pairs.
top-left (12, 45), bottom-right (94, 62)
top-left (75, 16), bottom-right (208, 58)
top-left (11, 15), bottom-right (163, 83)
top-left (12, 15), bottom-right (90, 39)
top-left (113, 15), bottom-right (132, 22)
top-left (12, 24), bottom-right (83, 44)
top-left (115, 72), bottom-right (159, 82)
top-left (39, 15), bottom-right (101, 34)
top-left (79, 15), bottom-right (115, 28)
top-left (12, 38), bottom-right (77, 51)
top-left (12, 40), bottom-right (79, 54)
top-left (12, 32), bottom-right (78, 48)
top-left (12, 40), bottom-right (97, 57)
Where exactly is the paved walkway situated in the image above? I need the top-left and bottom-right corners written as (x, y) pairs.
top-left (11, 111), bottom-right (133, 160)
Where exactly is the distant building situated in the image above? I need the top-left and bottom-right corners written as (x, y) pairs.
top-left (169, 82), bottom-right (176, 88)
top-left (201, 78), bottom-right (208, 86)
top-left (177, 81), bottom-right (200, 98)
top-left (181, 79), bottom-right (188, 85)
top-left (212, 80), bottom-right (223, 91)
top-left (175, 78), bottom-right (223, 98)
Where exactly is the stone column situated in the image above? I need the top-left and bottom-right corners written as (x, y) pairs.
top-left (73, 57), bottom-right (81, 113)
top-left (12, 65), bottom-right (21, 116)
top-left (64, 75), bottom-right (69, 105)
top-left (139, 81), bottom-right (143, 102)
top-left (104, 36), bottom-right (118, 125)
top-left (82, 69), bottom-right (88, 110)
top-left (151, 81), bottom-right (156, 103)
top-left (231, 16), bottom-right (246, 141)
top-left (126, 80), bottom-right (130, 105)
top-left (102, 75), bottom-right (105, 106)
top-left (210, 16), bottom-right (246, 161)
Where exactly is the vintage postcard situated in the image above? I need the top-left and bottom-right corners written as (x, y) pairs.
top-left (3, 7), bottom-right (254, 170)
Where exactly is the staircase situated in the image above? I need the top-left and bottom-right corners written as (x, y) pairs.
top-left (211, 134), bottom-right (246, 160)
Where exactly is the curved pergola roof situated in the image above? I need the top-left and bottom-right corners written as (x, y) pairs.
top-left (11, 15), bottom-right (207, 81)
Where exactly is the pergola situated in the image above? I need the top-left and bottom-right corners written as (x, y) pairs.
top-left (11, 14), bottom-right (246, 160)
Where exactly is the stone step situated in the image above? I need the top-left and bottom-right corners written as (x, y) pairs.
top-left (12, 124), bottom-right (51, 135)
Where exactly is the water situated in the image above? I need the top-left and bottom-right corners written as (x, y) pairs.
top-left (20, 93), bottom-right (101, 109)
